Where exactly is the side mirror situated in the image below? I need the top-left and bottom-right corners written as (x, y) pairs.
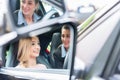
top-left (7, 0), bottom-right (64, 34)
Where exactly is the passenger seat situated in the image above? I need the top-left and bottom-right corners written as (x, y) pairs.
top-left (49, 32), bottom-right (62, 68)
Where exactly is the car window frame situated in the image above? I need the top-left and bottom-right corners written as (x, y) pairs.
top-left (0, 22), bottom-right (77, 80)
top-left (72, 0), bottom-right (120, 79)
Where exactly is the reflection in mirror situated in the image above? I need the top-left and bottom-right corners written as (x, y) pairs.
top-left (4, 24), bottom-right (74, 70)
top-left (0, 24), bottom-right (75, 79)
top-left (15, 36), bottom-right (47, 69)
top-left (50, 24), bottom-right (73, 69)
top-left (9, 0), bottom-right (64, 27)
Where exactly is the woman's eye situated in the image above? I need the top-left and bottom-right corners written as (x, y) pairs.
top-left (21, 0), bottom-right (25, 3)
top-left (28, 2), bottom-right (32, 5)
top-left (32, 43), bottom-right (35, 45)
top-left (32, 42), bottom-right (40, 46)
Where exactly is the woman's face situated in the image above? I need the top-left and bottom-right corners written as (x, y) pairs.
top-left (61, 28), bottom-right (70, 50)
top-left (30, 37), bottom-right (40, 58)
top-left (21, 0), bottom-right (37, 16)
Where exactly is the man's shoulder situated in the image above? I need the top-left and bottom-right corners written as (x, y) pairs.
top-left (54, 45), bottom-right (62, 56)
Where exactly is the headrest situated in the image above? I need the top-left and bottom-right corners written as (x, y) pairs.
top-left (50, 33), bottom-right (62, 55)
top-left (10, 0), bottom-right (20, 12)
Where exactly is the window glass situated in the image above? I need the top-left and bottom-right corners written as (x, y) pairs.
top-left (5, 24), bottom-right (74, 70)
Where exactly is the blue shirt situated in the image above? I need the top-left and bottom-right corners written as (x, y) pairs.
top-left (17, 10), bottom-right (41, 26)
top-left (61, 44), bottom-right (69, 58)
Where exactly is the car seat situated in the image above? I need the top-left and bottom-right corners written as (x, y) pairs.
top-left (9, 0), bottom-right (20, 13)
top-left (6, 41), bottom-right (19, 67)
top-left (49, 32), bottom-right (62, 68)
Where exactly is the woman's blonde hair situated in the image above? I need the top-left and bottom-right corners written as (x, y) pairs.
top-left (17, 37), bottom-right (32, 64)
top-left (17, 36), bottom-right (39, 67)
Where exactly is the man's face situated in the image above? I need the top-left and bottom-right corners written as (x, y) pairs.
top-left (61, 29), bottom-right (70, 50)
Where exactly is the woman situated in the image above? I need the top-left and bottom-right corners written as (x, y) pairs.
top-left (53, 24), bottom-right (70, 69)
top-left (14, 0), bottom-right (41, 27)
top-left (6, 0), bottom-right (41, 67)
top-left (16, 36), bottom-right (47, 69)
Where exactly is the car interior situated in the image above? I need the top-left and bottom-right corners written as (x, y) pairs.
top-left (4, 24), bottom-right (60, 68)
top-left (9, 0), bottom-right (61, 27)
top-left (3, 23), bottom-right (75, 70)
top-left (2, 0), bottom-right (73, 70)
top-left (48, 32), bottom-right (62, 68)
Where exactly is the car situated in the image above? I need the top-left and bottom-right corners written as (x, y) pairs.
top-left (0, 0), bottom-right (77, 80)
top-left (0, 0), bottom-right (120, 80)
top-left (73, 0), bottom-right (120, 80)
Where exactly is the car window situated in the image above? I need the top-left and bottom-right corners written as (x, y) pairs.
top-left (1, 23), bottom-right (76, 79)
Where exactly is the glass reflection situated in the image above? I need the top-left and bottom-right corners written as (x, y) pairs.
top-left (10, 0), bottom-right (63, 27)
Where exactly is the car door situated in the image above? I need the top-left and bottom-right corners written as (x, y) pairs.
top-left (72, 0), bottom-right (120, 80)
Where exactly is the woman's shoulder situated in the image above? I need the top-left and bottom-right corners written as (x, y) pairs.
top-left (36, 64), bottom-right (47, 69)
top-left (15, 64), bottom-right (24, 68)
